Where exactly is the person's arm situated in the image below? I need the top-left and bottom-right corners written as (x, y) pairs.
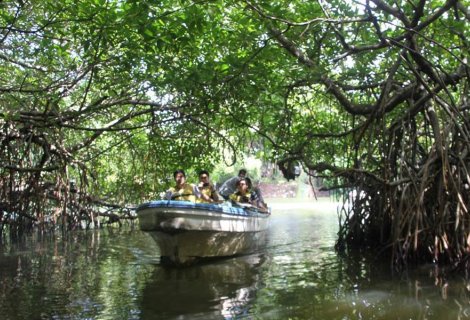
top-left (249, 190), bottom-right (258, 202)
top-left (192, 184), bottom-right (201, 198)
top-left (218, 180), bottom-right (228, 196)
top-left (197, 183), bottom-right (213, 202)
top-left (253, 186), bottom-right (265, 202)
top-left (211, 185), bottom-right (221, 202)
top-left (250, 191), bottom-right (267, 210)
top-left (218, 176), bottom-right (237, 196)
top-left (164, 190), bottom-right (172, 200)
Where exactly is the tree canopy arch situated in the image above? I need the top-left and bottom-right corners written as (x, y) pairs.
top-left (0, 0), bottom-right (469, 268)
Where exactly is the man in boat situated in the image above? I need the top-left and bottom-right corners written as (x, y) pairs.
top-left (218, 169), bottom-right (247, 200)
top-left (165, 169), bottom-right (199, 202)
top-left (229, 177), bottom-right (268, 211)
top-left (196, 170), bottom-right (221, 203)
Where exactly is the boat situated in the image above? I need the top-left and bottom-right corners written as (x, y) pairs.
top-left (136, 200), bottom-right (270, 266)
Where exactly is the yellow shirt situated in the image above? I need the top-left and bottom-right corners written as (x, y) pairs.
top-left (166, 183), bottom-right (196, 202)
top-left (229, 191), bottom-right (252, 203)
top-left (197, 183), bottom-right (218, 203)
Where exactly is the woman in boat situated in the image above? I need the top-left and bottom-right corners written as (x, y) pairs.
top-left (196, 170), bottom-right (220, 203)
top-left (218, 168), bottom-right (247, 200)
top-left (244, 176), bottom-right (267, 209)
top-left (229, 177), bottom-right (267, 211)
top-left (165, 169), bottom-right (198, 202)
top-left (229, 178), bottom-right (251, 204)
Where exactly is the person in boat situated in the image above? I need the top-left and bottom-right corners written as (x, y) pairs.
top-left (218, 169), bottom-right (247, 200)
top-left (165, 169), bottom-right (199, 202)
top-left (219, 168), bottom-right (266, 204)
top-left (245, 176), bottom-right (268, 210)
top-left (196, 170), bottom-right (221, 203)
top-left (229, 177), bottom-right (267, 211)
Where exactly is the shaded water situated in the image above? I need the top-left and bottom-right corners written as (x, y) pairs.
top-left (1, 200), bottom-right (469, 319)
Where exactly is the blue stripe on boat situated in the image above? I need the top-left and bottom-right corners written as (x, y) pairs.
top-left (136, 200), bottom-right (262, 216)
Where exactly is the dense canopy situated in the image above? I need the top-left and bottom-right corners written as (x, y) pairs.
top-left (0, 0), bottom-right (469, 268)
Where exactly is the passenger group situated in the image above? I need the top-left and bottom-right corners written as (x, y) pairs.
top-left (165, 169), bottom-right (267, 211)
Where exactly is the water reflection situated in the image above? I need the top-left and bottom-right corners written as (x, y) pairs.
top-left (0, 201), bottom-right (470, 319)
top-left (0, 229), bottom-right (157, 319)
top-left (256, 202), bottom-right (470, 319)
top-left (140, 254), bottom-right (265, 319)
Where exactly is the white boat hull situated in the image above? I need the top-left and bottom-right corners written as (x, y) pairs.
top-left (136, 201), bottom-right (270, 265)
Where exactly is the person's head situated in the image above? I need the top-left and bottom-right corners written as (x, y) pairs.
top-left (198, 170), bottom-right (210, 184)
top-left (238, 169), bottom-right (247, 178)
top-left (244, 176), bottom-right (252, 189)
top-left (236, 178), bottom-right (249, 194)
top-left (173, 169), bottom-right (186, 186)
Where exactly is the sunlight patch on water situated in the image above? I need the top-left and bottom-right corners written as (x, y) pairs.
top-left (272, 255), bottom-right (293, 264)
top-left (268, 199), bottom-right (341, 212)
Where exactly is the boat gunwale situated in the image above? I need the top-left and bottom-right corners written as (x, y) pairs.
top-left (136, 200), bottom-right (270, 218)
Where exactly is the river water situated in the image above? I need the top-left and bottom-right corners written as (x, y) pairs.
top-left (0, 199), bottom-right (469, 319)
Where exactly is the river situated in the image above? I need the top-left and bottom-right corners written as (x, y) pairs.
top-left (0, 199), bottom-right (469, 319)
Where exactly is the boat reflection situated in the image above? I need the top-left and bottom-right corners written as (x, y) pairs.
top-left (139, 253), bottom-right (266, 319)
top-left (220, 285), bottom-right (257, 319)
